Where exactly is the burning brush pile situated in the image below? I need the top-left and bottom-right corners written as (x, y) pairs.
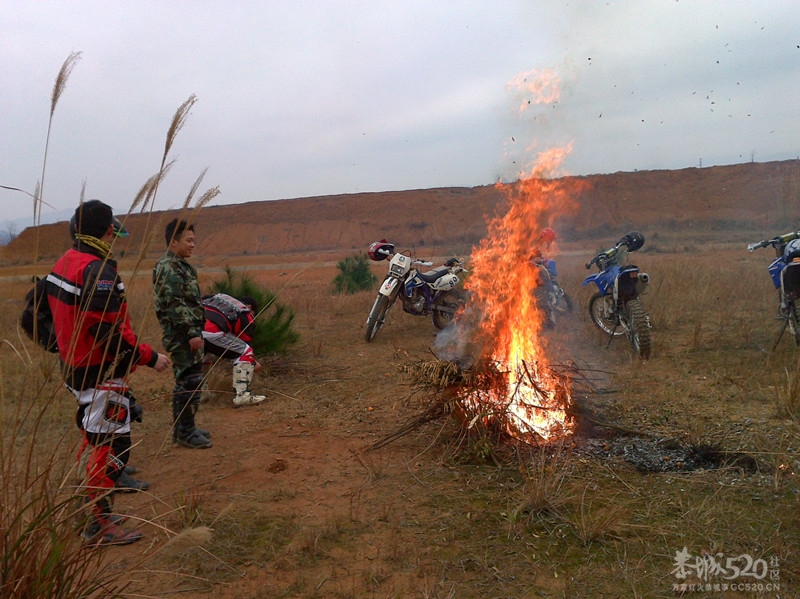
top-left (374, 148), bottom-right (587, 452)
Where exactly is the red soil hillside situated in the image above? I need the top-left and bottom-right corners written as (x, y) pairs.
top-left (4, 159), bottom-right (799, 265)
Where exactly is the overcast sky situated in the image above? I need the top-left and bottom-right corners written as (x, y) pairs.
top-left (1, 1), bottom-right (798, 226)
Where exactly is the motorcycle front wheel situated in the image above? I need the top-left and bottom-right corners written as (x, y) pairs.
top-left (365, 295), bottom-right (391, 342)
top-left (588, 293), bottom-right (624, 336)
top-left (625, 298), bottom-right (652, 359)
top-left (534, 287), bottom-right (556, 328)
top-left (432, 290), bottom-right (466, 330)
top-left (554, 288), bottom-right (573, 313)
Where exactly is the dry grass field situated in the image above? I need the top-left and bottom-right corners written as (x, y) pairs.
top-left (1, 213), bottom-right (799, 597)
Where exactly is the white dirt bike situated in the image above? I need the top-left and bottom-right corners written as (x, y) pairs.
top-left (365, 240), bottom-right (467, 342)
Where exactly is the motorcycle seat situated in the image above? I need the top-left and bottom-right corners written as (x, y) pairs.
top-left (417, 266), bottom-right (450, 283)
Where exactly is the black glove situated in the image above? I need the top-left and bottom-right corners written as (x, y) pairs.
top-left (126, 392), bottom-right (143, 423)
top-left (130, 402), bottom-right (143, 423)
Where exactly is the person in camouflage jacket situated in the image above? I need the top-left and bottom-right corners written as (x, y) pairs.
top-left (153, 218), bottom-right (212, 449)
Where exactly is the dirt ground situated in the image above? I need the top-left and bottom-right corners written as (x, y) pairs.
top-left (85, 249), bottom-right (618, 597)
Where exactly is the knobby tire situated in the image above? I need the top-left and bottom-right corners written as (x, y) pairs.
top-left (365, 295), bottom-right (391, 342)
top-left (789, 302), bottom-right (800, 346)
top-left (626, 298), bottom-right (652, 359)
top-left (588, 292), bottom-right (624, 336)
top-left (534, 287), bottom-right (556, 329)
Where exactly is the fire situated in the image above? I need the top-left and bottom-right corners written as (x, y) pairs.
top-left (507, 68), bottom-right (561, 111)
top-left (454, 70), bottom-right (586, 443)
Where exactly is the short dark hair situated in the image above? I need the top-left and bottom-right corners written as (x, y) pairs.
top-left (165, 218), bottom-right (194, 246)
top-left (73, 200), bottom-right (113, 238)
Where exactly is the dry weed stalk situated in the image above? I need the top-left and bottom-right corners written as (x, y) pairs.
top-left (160, 526), bottom-right (214, 555)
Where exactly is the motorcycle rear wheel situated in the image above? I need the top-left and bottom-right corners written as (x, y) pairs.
top-left (588, 293), bottom-right (624, 336)
top-left (788, 302), bottom-right (800, 346)
top-left (625, 298), bottom-right (652, 359)
top-left (365, 295), bottom-right (391, 342)
top-left (432, 290), bottom-right (466, 330)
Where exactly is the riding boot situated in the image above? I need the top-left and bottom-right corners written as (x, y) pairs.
top-left (232, 363), bottom-right (266, 407)
top-left (172, 389), bottom-right (212, 449)
top-left (81, 487), bottom-right (141, 546)
top-left (190, 395), bottom-right (211, 438)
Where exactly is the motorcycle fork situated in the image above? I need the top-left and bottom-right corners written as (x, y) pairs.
top-left (603, 293), bottom-right (621, 348)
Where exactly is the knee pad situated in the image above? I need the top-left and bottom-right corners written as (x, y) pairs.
top-left (178, 373), bottom-right (204, 393)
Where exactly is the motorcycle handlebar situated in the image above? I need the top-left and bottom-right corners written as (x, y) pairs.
top-left (747, 231), bottom-right (800, 252)
top-left (586, 243), bottom-right (622, 269)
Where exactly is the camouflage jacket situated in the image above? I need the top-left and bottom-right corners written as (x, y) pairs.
top-left (153, 250), bottom-right (204, 351)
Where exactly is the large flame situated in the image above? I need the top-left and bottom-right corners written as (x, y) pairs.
top-left (457, 70), bottom-right (586, 442)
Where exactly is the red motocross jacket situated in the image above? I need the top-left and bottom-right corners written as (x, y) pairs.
top-left (45, 243), bottom-right (158, 391)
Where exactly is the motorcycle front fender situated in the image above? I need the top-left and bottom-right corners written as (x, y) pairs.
top-left (770, 257), bottom-right (786, 289)
top-left (582, 265), bottom-right (620, 296)
top-left (582, 272), bottom-right (609, 295)
top-left (379, 276), bottom-right (401, 299)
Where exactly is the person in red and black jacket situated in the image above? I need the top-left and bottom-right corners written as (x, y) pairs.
top-left (46, 200), bottom-right (171, 546)
top-left (202, 293), bottom-right (266, 407)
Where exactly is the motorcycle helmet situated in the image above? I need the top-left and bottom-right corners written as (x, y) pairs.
top-left (540, 227), bottom-right (557, 244)
top-left (619, 231), bottom-right (644, 252)
top-left (367, 239), bottom-right (395, 261)
top-left (784, 238), bottom-right (800, 262)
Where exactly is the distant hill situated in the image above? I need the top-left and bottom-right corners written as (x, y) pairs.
top-left (3, 159), bottom-right (799, 265)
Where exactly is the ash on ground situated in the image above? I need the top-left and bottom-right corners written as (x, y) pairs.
top-left (568, 396), bottom-right (764, 474)
top-left (579, 436), bottom-right (737, 473)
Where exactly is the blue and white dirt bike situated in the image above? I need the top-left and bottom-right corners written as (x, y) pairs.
top-left (748, 230), bottom-right (800, 347)
top-left (365, 240), bottom-right (467, 342)
top-left (582, 231), bottom-right (652, 359)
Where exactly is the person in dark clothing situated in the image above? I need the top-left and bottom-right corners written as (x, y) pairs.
top-left (153, 218), bottom-right (212, 449)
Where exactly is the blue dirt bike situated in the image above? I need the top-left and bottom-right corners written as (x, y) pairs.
top-left (582, 231), bottom-right (652, 359)
top-left (748, 230), bottom-right (800, 347)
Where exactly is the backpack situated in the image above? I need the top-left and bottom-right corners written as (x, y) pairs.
top-left (20, 276), bottom-right (59, 353)
top-left (203, 293), bottom-right (251, 331)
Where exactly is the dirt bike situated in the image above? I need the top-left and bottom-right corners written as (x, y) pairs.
top-left (365, 240), bottom-right (467, 342)
top-left (582, 231), bottom-right (652, 359)
top-left (532, 255), bottom-right (573, 327)
top-left (748, 230), bottom-right (800, 348)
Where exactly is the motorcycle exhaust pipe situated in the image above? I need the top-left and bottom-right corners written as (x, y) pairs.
top-left (638, 272), bottom-right (650, 284)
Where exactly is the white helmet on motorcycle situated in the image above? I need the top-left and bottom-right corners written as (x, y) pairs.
top-left (367, 239), bottom-right (395, 261)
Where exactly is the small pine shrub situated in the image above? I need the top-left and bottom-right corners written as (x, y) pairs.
top-left (209, 267), bottom-right (299, 354)
top-left (331, 253), bottom-right (377, 294)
